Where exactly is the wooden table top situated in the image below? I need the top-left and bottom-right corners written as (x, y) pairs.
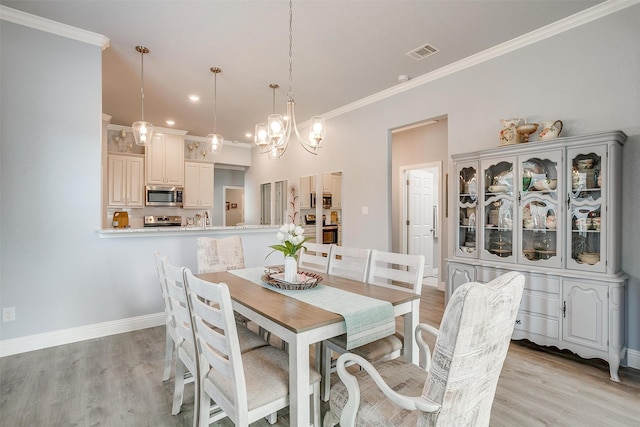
top-left (197, 270), bottom-right (419, 334)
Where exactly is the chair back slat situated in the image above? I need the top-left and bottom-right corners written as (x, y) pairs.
top-left (185, 270), bottom-right (248, 419)
top-left (328, 245), bottom-right (371, 282)
top-left (367, 250), bottom-right (425, 295)
top-left (298, 242), bottom-right (332, 273)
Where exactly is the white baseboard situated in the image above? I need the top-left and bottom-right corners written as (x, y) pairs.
top-left (0, 312), bottom-right (165, 358)
top-left (626, 348), bottom-right (640, 370)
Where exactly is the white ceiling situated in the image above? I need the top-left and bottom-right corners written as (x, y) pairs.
top-left (2, 0), bottom-right (603, 143)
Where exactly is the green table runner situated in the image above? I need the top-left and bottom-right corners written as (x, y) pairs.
top-left (230, 268), bottom-right (395, 350)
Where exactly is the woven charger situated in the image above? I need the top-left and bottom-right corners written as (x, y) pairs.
top-left (261, 269), bottom-right (323, 290)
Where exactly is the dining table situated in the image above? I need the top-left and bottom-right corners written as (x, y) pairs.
top-left (197, 268), bottom-right (421, 427)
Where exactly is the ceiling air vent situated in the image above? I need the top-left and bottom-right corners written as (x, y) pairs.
top-left (406, 43), bottom-right (440, 61)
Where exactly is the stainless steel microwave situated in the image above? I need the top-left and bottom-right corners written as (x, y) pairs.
top-left (146, 185), bottom-right (183, 207)
top-left (311, 192), bottom-right (332, 209)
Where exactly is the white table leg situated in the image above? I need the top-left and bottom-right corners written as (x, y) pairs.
top-left (289, 335), bottom-right (310, 427)
top-left (404, 300), bottom-right (420, 364)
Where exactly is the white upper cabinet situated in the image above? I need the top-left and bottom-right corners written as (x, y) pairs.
top-left (184, 161), bottom-right (213, 208)
top-left (146, 133), bottom-right (185, 186)
top-left (108, 154), bottom-right (144, 208)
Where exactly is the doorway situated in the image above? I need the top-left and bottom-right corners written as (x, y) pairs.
top-left (391, 117), bottom-right (447, 289)
top-left (224, 186), bottom-right (244, 226)
top-left (401, 163), bottom-right (441, 282)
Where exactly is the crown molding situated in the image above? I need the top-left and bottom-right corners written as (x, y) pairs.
top-left (0, 5), bottom-right (110, 50)
top-left (324, 0), bottom-right (640, 120)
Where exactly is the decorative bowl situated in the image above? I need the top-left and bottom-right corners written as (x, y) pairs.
top-left (261, 269), bottom-right (323, 290)
top-left (578, 252), bottom-right (600, 265)
top-left (533, 179), bottom-right (558, 191)
top-left (515, 123), bottom-right (539, 143)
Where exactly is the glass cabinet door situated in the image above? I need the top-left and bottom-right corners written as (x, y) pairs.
top-left (567, 146), bottom-right (607, 272)
top-left (519, 152), bottom-right (562, 268)
top-left (481, 158), bottom-right (515, 262)
top-left (456, 162), bottom-right (478, 258)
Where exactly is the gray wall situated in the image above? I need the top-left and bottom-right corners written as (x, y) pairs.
top-left (246, 5), bottom-right (640, 353)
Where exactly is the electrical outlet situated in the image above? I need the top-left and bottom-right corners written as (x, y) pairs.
top-left (3, 307), bottom-right (15, 322)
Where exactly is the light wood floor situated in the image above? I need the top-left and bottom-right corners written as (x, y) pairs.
top-left (1, 286), bottom-right (638, 426)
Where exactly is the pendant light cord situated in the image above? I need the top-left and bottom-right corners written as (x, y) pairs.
top-left (213, 71), bottom-right (217, 132)
top-left (288, 0), bottom-right (294, 101)
top-left (140, 49), bottom-right (145, 121)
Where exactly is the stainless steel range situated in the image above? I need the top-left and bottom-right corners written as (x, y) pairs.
top-left (144, 215), bottom-right (182, 227)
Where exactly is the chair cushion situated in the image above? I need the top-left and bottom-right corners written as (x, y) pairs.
top-left (205, 345), bottom-right (321, 411)
top-left (236, 324), bottom-right (269, 353)
top-left (328, 358), bottom-right (427, 426)
top-left (329, 332), bottom-right (403, 362)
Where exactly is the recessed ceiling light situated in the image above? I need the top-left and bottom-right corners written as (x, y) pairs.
top-left (166, 120), bottom-right (175, 126)
top-left (188, 95), bottom-right (200, 102)
top-left (245, 132), bottom-right (252, 138)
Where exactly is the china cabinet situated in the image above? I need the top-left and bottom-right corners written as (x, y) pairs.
top-left (447, 131), bottom-right (626, 381)
top-left (146, 133), bottom-right (185, 185)
top-left (184, 161), bottom-right (213, 208)
top-left (107, 154), bottom-right (144, 208)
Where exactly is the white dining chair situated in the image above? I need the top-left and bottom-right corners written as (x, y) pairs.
top-left (322, 250), bottom-right (425, 401)
top-left (154, 251), bottom-right (178, 382)
top-left (161, 258), bottom-right (269, 425)
top-left (161, 258), bottom-right (200, 419)
top-left (327, 245), bottom-right (371, 282)
top-left (324, 272), bottom-right (525, 427)
top-left (298, 241), bottom-right (333, 273)
top-left (184, 269), bottom-right (322, 427)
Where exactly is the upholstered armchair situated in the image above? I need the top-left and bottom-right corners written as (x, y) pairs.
top-left (324, 271), bottom-right (525, 427)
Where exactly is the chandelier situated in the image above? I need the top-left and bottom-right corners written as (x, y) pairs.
top-left (254, 0), bottom-right (326, 159)
top-left (206, 67), bottom-right (223, 154)
top-left (132, 45), bottom-right (154, 146)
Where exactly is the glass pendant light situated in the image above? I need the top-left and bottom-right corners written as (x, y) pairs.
top-left (205, 67), bottom-right (223, 154)
top-left (132, 45), bottom-right (154, 146)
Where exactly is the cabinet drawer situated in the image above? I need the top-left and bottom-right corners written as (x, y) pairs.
top-left (519, 291), bottom-right (559, 317)
top-left (525, 276), bottom-right (560, 294)
top-left (476, 267), bottom-right (510, 283)
top-left (514, 312), bottom-right (560, 339)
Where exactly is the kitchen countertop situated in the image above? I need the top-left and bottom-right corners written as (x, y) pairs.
top-left (98, 224), bottom-right (279, 238)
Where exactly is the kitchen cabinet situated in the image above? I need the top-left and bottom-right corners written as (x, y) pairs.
top-left (184, 161), bottom-right (213, 208)
top-left (107, 154), bottom-right (144, 208)
top-left (146, 133), bottom-right (184, 185)
top-left (331, 174), bottom-right (342, 208)
top-left (447, 131), bottom-right (627, 381)
top-left (299, 176), bottom-right (313, 209)
top-left (322, 173), bottom-right (331, 193)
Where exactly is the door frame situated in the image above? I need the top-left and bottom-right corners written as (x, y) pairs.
top-left (399, 161), bottom-right (443, 281)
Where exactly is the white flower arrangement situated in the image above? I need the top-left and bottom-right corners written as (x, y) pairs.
top-left (269, 223), bottom-right (307, 259)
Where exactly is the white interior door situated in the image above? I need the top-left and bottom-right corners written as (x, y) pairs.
top-left (408, 169), bottom-right (435, 277)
